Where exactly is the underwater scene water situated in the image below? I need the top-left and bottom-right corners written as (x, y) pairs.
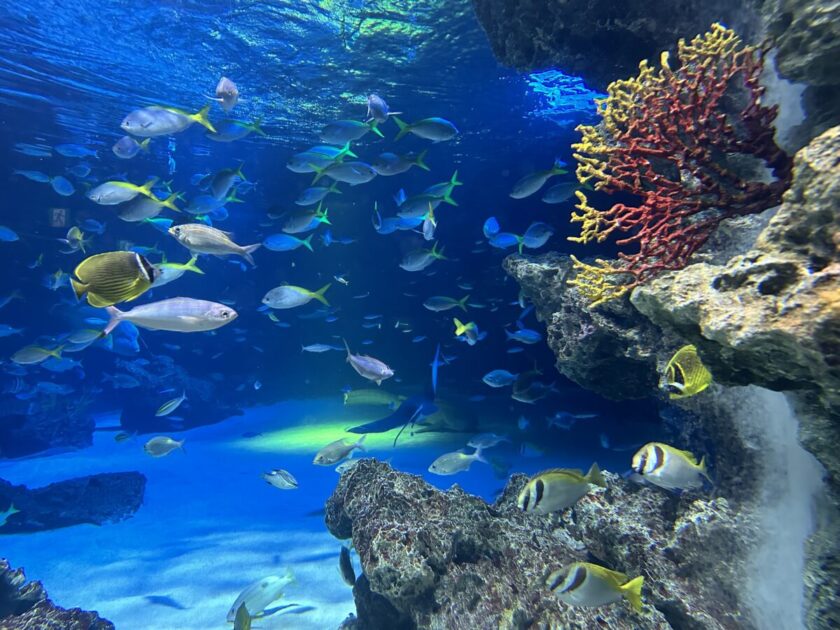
top-left (0, 1), bottom-right (838, 630)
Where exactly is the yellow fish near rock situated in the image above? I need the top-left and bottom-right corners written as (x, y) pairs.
top-left (664, 344), bottom-right (712, 399)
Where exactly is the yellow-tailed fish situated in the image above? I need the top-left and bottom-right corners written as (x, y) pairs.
top-left (631, 442), bottom-right (711, 491)
top-left (71, 251), bottom-right (158, 307)
top-left (233, 603), bottom-right (251, 630)
top-left (546, 561), bottom-right (644, 612)
top-left (664, 344), bottom-right (712, 399)
top-left (156, 391), bottom-right (187, 417)
top-left (517, 463), bottom-right (605, 514)
top-left (11, 344), bottom-right (64, 365)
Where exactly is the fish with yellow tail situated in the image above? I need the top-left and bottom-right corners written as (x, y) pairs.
top-left (546, 561), bottom-right (644, 612)
top-left (631, 442), bottom-right (711, 491)
top-left (664, 344), bottom-right (712, 399)
top-left (517, 463), bottom-right (606, 514)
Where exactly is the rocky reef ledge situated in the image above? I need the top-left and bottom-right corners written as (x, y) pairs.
top-left (327, 459), bottom-right (754, 630)
top-left (0, 471), bottom-right (146, 534)
top-left (0, 558), bottom-right (114, 629)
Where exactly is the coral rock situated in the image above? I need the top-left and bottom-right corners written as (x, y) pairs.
top-left (503, 253), bottom-right (669, 399)
top-left (326, 459), bottom-right (754, 629)
top-left (0, 558), bottom-right (113, 629)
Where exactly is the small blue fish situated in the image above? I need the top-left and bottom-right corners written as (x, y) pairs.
top-left (263, 233), bottom-right (314, 252)
top-left (0, 226), bottom-right (19, 242)
top-left (67, 163), bottom-right (92, 178)
top-left (50, 176), bottom-right (75, 196)
top-left (13, 169), bottom-right (50, 183)
top-left (295, 183), bottom-right (340, 206)
top-left (411, 335), bottom-right (427, 343)
top-left (55, 143), bottom-right (98, 158)
top-left (78, 219), bottom-right (106, 234)
top-left (506, 327), bottom-right (542, 344)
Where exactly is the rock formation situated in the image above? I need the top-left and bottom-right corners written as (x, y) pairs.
top-left (0, 471), bottom-right (146, 534)
top-left (0, 558), bottom-right (113, 629)
top-left (326, 459), bottom-right (758, 630)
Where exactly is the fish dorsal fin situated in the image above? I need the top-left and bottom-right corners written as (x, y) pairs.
top-left (535, 467), bottom-right (584, 479)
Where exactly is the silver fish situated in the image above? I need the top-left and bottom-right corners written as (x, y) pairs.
top-left (168, 224), bottom-right (260, 266)
top-left (262, 469), bottom-right (298, 490)
top-left (103, 298), bottom-right (237, 335)
top-left (313, 435), bottom-right (366, 466)
top-left (144, 436), bottom-right (184, 457)
top-left (208, 76), bottom-right (239, 113)
top-left (343, 339), bottom-right (394, 386)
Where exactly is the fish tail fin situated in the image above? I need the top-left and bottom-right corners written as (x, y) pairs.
top-left (235, 162), bottom-right (247, 182)
top-left (241, 243), bottom-right (261, 266)
top-left (329, 182), bottom-right (342, 195)
top-left (453, 318), bottom-right (465, 336)
top-left (139, 177), bottom-right (159, 197)
top-left (139, 138), bottom-right (151, 152)
top-left (517, 235), bottom-right (525, 255)
top-left (311, 283), bottom-right (331, 306)
top-left (621, 576), bottom-right (644, 612)
top-left (338, 141), bottom-right (357, 160)
top-left (316, 204), bottom-right (331, 225)
top-left (698, 456), bottom-right (713, 483)
top-left (355, 434), bottom-right (367, 451)
top-left (302, 234), bottom-right (314, 252)
top-left (342, 338), bottom-right (352, 361)
top-left (70, 278), bottom-right (87, 301)
top-left (184, 255), bottom-right (204, 275)
top-left (161, 192), bottom-right (181, 212)
top-left (369, 120), bottom-right (384, 138)
top-left (442, 192), bottom-right (457, 207)
top-left (392, 116), bottom-right (409, 140)
top-left (432, 242), bottom-right (447, 260)
top-left (415, 149), bottom-right (430, 171)
top-left (586, 462), bottom-right (607, 487)
top-left (552, 158), bottom-right (568, 174)
top-left (103, 306), bottom-right (125, 336)
top-left (178, 440), bottom-right (186, 454)
top-left (226, 188), bottom-right (244, 203)
top-left (251, 118), bottom-right (267, 137)
top-left (48, 345), bottom-right (65, 359)
top-left (458, 295), bottom-right (470, 312)
top-left (310, 163), bottom-right (326, 184)
top-left (450, 170), bottom-right (463, 187)
top-left (191, 104), bottom-right (216, 133)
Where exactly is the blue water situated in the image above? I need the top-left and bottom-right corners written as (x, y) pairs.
top-left (0, 1), bottom-right (667, 627)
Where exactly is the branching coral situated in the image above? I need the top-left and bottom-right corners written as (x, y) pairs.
top-left (568, 24), bottom-right (792, 306)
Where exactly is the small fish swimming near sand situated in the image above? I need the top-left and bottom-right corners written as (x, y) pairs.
top-left (262, 469), bottom-right (298, 490)
top-left (313, 435), bottom-right (366, 466)
top-left (226, 571), bottom-right (295, 622)
top-left (144, 436), bottom-right (185, 457)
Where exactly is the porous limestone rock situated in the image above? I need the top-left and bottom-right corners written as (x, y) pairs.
top-left (325, 459), bottom-right (755, 630)
top-left (630, 124), bottom-right (840, 630)
top-left (503, 253), bottom-right (671, 400)
top-left (0, 559), bottom-right (113, 629)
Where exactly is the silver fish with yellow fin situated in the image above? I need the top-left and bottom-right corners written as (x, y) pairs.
top-left (546, 561), bottom-right (644, 612)
top-left (517, 463), bottom-right (605, 514)
top-left (631, 442), bottom-right (711, 491)
top-left (664, 344), bottom-right (712, 399)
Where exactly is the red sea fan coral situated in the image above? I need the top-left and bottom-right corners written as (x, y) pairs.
top-left (568, 23), bottom-right (793, 306)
